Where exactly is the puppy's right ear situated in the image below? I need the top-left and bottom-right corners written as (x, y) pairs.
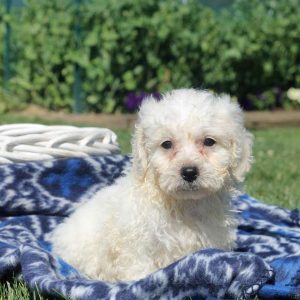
top-left (232, 130), bottom-right (253, 182)
top-left (131, 121), bottom-right (148, 179)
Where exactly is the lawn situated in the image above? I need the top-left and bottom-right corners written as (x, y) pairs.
top-left (0, 113), bottom-right (299, 299)
top-left (0, 281), bottom-right (45, 300)
top-left (246, 127), bottom-right (300, 208)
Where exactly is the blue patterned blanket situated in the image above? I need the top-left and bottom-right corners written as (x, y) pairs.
top-left (0, 155), bottom-right (299, 299)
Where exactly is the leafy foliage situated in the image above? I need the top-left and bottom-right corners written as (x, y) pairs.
top-left (207, 0), bottom-right (300, 110)
top-left (9, 0), bottom-right (75, 111)
top-left (0, 4), bottom-right (5, 87)
top-left (0, 0), bottom-right (300, 112)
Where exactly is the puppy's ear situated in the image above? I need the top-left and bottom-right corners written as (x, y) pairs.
top-left (131, 122), bottom-right (148, 179)
top-left (232, 130), bottom-right (253, 182)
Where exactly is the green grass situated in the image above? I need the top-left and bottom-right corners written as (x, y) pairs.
top-left (0, 113), bottom-right (63, 126)
top-left (0, 281), bottom-right (44, 300)
top-left (246, 127), bottom-right (300, 208)
top-left (0, 113), bottom-right (299, 298)
top-left (114, 128), bottom-right (132, 154)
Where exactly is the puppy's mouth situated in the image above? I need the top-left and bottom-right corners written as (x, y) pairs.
top-left (176, 180), bottom-right (202, 192)
top-left (174, 178), bottom-right (215, 197)
top-left (171, 183), bottom-right (209, 201)
top-left (179, 183), bottom-right (200, 192)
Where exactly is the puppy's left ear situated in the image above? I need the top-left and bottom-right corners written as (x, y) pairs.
top-left (232, 130), bottom-right (253, 182)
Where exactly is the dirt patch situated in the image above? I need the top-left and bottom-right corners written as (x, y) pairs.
top-left (245, 111), bottom-right (300, 129)
top-left (16, 105), bottom-right (300, 129)
top-left (17, 105), bottom-right (136, 129)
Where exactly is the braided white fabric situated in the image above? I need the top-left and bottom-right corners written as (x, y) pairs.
top-left (0, 124), bottom-right (120, 164)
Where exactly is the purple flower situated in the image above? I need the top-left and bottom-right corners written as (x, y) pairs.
top-left (124, 91), bottom-right (161, 112)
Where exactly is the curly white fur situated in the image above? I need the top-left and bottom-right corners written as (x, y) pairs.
top-left (51, 89), bottom-right (253, 282)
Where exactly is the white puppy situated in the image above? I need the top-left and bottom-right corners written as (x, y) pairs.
top-left (51, 89), bottom-right (253, 282)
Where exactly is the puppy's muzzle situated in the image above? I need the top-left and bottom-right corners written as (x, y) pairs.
top-left (180, 166), bottom-right (199, 183)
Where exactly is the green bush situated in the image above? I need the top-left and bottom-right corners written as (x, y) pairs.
top-left (0, 5), bottom-right (4, 88)
top-left (0, 0), bottom-right (300, 112)
top-left (80, 0), bottom-right (217, 112)
top-left (0, 0), bottom-right (216, 112)
top-left (206, 0), bottom-right (300, 109)
top-left (10, 0), bottom-right (75, 111)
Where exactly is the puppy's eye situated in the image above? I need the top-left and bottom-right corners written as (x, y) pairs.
top-left (203, 138), bottom-right (216, 147)
top-left (161, 140), bottom-right (173, 149)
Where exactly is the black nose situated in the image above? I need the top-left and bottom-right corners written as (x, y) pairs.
top-left (180, 166), bottom-right (199, 183)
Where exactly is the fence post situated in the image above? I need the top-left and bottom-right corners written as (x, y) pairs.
top-left (73, 0), bottom-right (83, 114)
top-left (3, 0), bottom-right (12, 91)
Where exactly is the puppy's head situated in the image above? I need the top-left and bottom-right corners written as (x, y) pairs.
top-left (132, 89), bottom-right (252, 200)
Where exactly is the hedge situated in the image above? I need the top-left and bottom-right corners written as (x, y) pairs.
top-left (0, 0), bottom-right (300, 112)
